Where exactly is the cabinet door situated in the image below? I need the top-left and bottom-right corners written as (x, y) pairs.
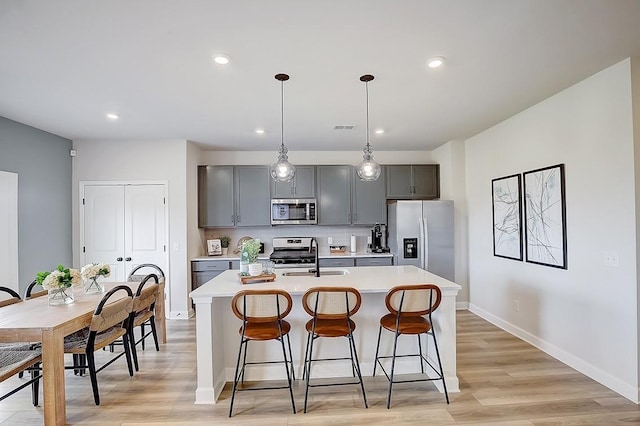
top-left (292, 166), bottom-right (315, 198)
top-left (355, 257), bottom-right (393, 266)
top-left (352, 166), bottom-right (386, 225)
top-left (412, 164), bottom-right (440, 199)
top-left (319, 258), bottom-right (355, 268)
top-left (386, 165), bottom-right (413, 199)
top-left (317, 165), bottom-right (351, 225)
top-left (198, 165), bottom-right (235, 227)
top-left (192, 270), bottom-right (224, 290)
top-left (235, 166), bottom-right (271, 226)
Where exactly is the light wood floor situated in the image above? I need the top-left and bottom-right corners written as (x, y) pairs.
top-left (2, 311), bottom-right (640, 425)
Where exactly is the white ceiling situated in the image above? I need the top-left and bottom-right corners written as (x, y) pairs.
top-left (2, 1), bottom-right (640, 152)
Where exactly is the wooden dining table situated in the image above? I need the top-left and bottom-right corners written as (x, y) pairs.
top-left (0, 281), bottom-right (166, 426)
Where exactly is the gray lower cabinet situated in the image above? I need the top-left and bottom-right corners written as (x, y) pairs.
top-left (191, 259), bottom-right (232, 290)
top-left (319, 258), bottom-right (355, 268)
top-left (386, 164), bottom-right (440, 199)
top-left (271, 165), bottom-right (315, 198)
top-left (198, 165), bottom-right (271, 227)
top-left (354, 257), bottom-right (393, 266)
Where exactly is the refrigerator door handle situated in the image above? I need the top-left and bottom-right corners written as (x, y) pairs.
top-left (419, 217), bottom-right (429, 270)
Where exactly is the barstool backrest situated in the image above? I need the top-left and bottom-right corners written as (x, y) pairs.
top-left (231, 289), bottom-right (292, 323)
top-left (302, 286), bottom-right (361, 319)
top-left (385, 284), bottom-right (442, 317)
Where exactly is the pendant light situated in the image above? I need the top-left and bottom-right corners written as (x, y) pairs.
top-left (270, 73), bottom-right (296, 182)
top-left (356, 74), bottom-right (381, 181)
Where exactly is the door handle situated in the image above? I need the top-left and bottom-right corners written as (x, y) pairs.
top-left (125, 257), bottom-right (132, 261)
top-left (116, 257), bottom-right (123, 262)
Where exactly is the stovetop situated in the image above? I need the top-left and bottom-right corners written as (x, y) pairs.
top-left (270, 237), bottom-right (316, 265)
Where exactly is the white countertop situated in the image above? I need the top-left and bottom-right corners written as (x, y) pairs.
top-left (191, 251), bottom-right (393, 262)
top-left (189, 265), bottom-right (460, 299)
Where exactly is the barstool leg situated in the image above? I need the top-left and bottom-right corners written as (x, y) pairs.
top-left (418, 334), bottom-right (425, 374)
top-left (302, 331), bottom-right (311, 380)
top-left (387, 329), bottom-right (401, 409)
top-left (303, 334), bottom-right (316, 413)
top-left (286, 333), bottom-right (295, 381)
top-left (279, 334), bottom-right (296, 414)
top-left (430, 329), bottom-right (449, 404)
top-left (372, 325), bottom-right (383, 376)
top-left (348, 332), bottom-right (368, 409)
top-left (228, 335), bottom-right (246, 417)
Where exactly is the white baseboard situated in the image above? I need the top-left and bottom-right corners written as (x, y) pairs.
top-left (456, 301), bottom-right (469, 310)
top-left (168, 310), bottom-right (190, 320)
top-left (468, 303), bottom-right (639, 404)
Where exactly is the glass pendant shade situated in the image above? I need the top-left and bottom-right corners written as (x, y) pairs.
top-left (356, 149), bottom-right (382, 181)
top-left (357, 74), bottom-right (381, 181)
top-left (271, 73), bottom-right (295, 182)
top-left (270, 146), bottom-right (296, 182)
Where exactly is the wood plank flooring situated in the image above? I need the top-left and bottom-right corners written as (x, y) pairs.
top-left (1, 310), bottom-right (639, 425)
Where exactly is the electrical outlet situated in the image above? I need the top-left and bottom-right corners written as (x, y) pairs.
top-left (328, 236), bottom-right (333, 245)
top-left (604, 251), bottom-right (619, 267)
top-left (513, 299), bottom-right (520, 312)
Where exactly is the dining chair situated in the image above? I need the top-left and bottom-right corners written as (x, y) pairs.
top-left (24, 279), bottom-right (47, 300)
top-left (301, 286), bottom-right (368, 413)
top-left (127, 264), bottom-right (164, 352)
top-left (0, 286), bottom-right (21, 308)
top-left (63, 285), bottom-right (135, 405)
top-left (128, 273), bottom-right (160, 371)
top-left (0, 349), bottom-right (41, 406)
top-left (228, 289), bottom-right (296, 417)
top-left (372, 284), bottom-right (449, 408)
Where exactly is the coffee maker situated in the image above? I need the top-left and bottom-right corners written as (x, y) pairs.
top-left (370, 223), bottom-right (390, 253)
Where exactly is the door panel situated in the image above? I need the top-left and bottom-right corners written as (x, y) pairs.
top-left (83, 185), bottom-right (126, 281)
top-left (125, 185), bottom-right (166, 275)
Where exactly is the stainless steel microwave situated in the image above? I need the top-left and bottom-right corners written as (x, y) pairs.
top-left (271, 198), bottom-right (317, 225)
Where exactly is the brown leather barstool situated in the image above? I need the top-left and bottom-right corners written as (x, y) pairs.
top-left (302, 286), bottom-right (368, 413)
top-left (228, 289), bottom-right (296, 417)
top-left (373, 284), bottom-right (449, 408)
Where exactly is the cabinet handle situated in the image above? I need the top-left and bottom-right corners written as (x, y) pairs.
top-left (116, 257), bottom-right (123, 262)
top-left (236, 215), bottom-right (241, 223)
top-left (125, 257), bottom-right (132, 262)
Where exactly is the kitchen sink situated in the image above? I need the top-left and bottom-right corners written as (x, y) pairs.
top-left (281, 269), bottom-right (350, 277)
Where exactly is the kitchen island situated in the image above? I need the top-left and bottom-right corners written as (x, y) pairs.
top-left (189, 265), bottom-right (461, 404)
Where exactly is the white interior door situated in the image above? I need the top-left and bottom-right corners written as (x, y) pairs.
top-left (82, 185), bottom-right (126, 281)
top-left (124, 185), bottom-right (166, 274)
top-left (81, 183), bottom-right (167, 282)
top-left (0, 171), bottom-right (18, 292)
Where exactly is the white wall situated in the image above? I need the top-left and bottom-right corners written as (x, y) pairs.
top-left (466, 59), bottom-right (639, 401)
top-left (433, 140), bottom-right (469, 306)
top-left (71, 139), bottom-right (190, 319)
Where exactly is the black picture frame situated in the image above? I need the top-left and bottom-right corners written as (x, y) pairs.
top-left (523, 164), bottom-right (567, 269)
top-left (491, 173), bottom-right (523, 261)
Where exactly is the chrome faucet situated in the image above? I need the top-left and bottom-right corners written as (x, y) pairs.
top-left (309, 237), bottom-right (320, 277)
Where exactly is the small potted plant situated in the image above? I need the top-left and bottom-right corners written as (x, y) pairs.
top-left (241, 239), bottom-right (262, 276)
top-left (220, 236), bottom-right (231, 256)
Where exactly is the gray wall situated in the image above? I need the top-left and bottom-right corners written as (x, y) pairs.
top-left (0, 116), bottom-right (72, 294)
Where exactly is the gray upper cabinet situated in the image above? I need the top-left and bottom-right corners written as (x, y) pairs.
top-left (198, 165), bottom-right (234, 227)
top-left (271, 165), bottom-right (315, 198)
top-left (235, 166), bottom-right (271, 226)
top-left (317, 165), bottom-right (351, 225)
top-left (386, 164), bottom-right (440, 199)
top-left (198, 165), bottom-right (270, 227)
top-left (352, 166), bottom-right (387, 225)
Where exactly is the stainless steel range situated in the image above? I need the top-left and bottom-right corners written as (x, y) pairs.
top-left (270, 237), bottom-right (316, 267)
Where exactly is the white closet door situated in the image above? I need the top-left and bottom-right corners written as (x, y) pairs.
top-left (0, 171), bottom-right (18, 292)
top-left (124, 185), bottom-right (166, 276)
top-left (83, 185), bottom-right (126, 281)
top-left (81, 183), bottom-right (166, 282)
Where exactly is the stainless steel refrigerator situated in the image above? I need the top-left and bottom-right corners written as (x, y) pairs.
top-left (387, 200), bottom-right (455, 281)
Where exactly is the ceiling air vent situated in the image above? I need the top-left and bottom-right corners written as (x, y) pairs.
top-left (334, 125), bottom-right (357, 130)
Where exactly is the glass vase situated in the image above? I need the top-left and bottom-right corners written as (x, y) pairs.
top-left (48, 286), bottom-right (74, 305)
top-left (84, 276), bottom-right (105, 294)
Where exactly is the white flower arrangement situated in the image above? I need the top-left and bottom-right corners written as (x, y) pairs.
top-left (37, 265), bottom-right (81, 290)
top-left (81, 263), bottom-right (111, 280)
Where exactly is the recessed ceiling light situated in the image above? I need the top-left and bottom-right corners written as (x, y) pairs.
top-left (427, 56), bottom-right (445, 68)
top-left (106, 113), bottom-right (119, 120)
top-left (213, 54), bottom-right (230, 65)
top-left (255, 128), bottom-right (265, 134)
top-left (375, 129), bottom-right (385, 134)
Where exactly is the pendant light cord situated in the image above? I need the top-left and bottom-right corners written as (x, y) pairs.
top-left (280, 79), bottom-right (285, 151)
top-left (365, 80), bottom-right (370, 152)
